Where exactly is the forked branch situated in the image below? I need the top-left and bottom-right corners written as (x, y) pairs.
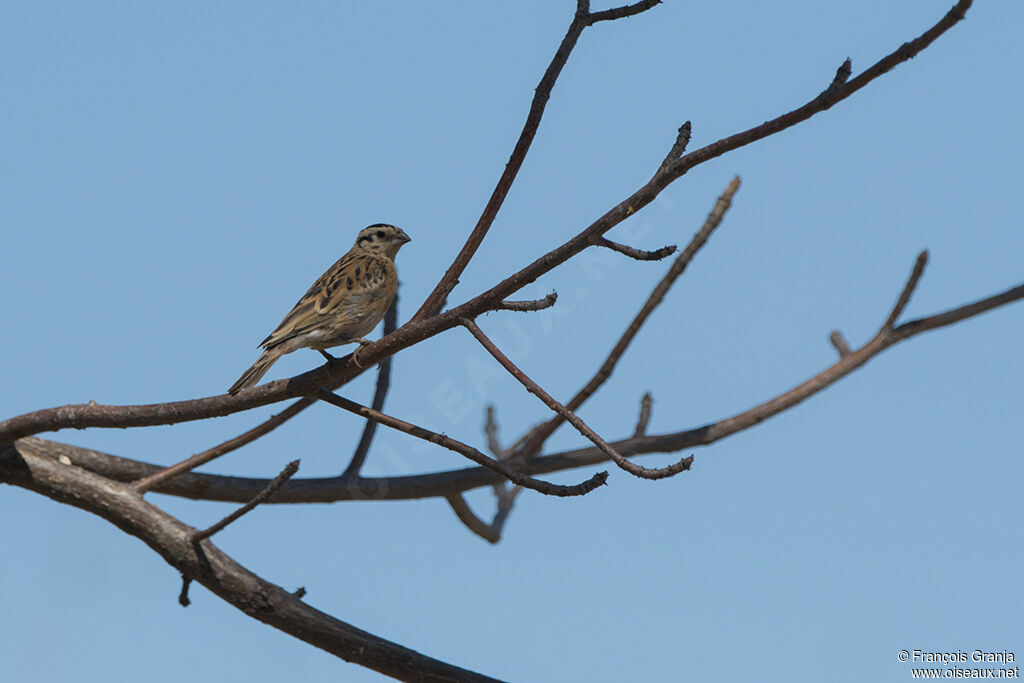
top-left (461, 318), bottom-right (693, 480)
top-left (0, 2), bottom-right (976, 446)
top-left (315, 390), bottom-right (608, 497)
top-left (515, 176), bottom-right (741, 458)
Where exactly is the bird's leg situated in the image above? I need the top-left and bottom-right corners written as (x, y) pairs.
top-left (351, 338), bottom-right (374, 369)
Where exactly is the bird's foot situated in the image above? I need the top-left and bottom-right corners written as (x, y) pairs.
top-left (351, 338), bottom-right (374, 369)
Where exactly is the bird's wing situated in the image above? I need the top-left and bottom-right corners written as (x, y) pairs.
top-left (258, 251), bottom-right (388, 348)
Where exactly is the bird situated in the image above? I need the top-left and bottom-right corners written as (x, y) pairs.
top-left (228, 223), bottom-right (411, 394)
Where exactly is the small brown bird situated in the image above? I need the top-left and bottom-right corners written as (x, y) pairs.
top-left (228, 224), bottom-right (410, 394)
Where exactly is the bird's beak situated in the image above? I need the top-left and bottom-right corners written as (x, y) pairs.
top-left (397, 229), bottom-right (411, 243)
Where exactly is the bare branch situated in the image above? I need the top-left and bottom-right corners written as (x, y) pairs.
top-left (41, 259), bottom-right (1022, 505)
top-left (596, 238), bottom-right (677, 261)
top-left (823, 58), bottom-right (853, 98)
top-left (892, 283), bottom-right (1024, 339)
top-left (0, 443), bottom-right (500, 683)
top-left (667, 2), bottom-right (972, 181)
top-left (516, 176), bottom-right (741, 457)
top-left (585, 0), bottom-right (662, 25)
top-left (633, 392), bottom-right (653, 437)
top-left (315, 390), bottom-right (607, 497)
top-left (493, 292), bottom-right (558, 312)
top-left (829, 330), bottom-right (851, 358)
top-left (192, 460), bottom-right (300, 543)
top-left (462, 318), bottom-right (692, 480)
top-left (659, 121), bottom-right (692, 172)
top-left (883, 250), bottom-right (929, 330)
top-left (484, 405), bottom-right (505, 456)
top-left (447, 483), bottom-right (523, 545)
top-left (178, 576), bottom-right (192, 607)
top-left (342, 297), bottom-right (399, 478)
top-left (413, 0), bottom-right (661, 321)
top-left (412, 2), bottom-right (600, 322)
top-left (446, 494), bottom-right (500, 543)
top-left (0, 3), bottom-right (976, 447)
top-left (132, 400), bottom-right (310, 494)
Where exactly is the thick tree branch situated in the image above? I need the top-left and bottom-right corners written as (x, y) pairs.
top-left (0, 442), bottom-right (502, 683)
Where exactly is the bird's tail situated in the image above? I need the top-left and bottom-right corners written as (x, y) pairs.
top-left (228, 346), bottom-right (285, 394)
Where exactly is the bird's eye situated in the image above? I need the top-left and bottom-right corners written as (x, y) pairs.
top-left (375, 230), bottom-right (385, 238)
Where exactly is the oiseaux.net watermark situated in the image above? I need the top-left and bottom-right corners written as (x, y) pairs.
top-left (898, 650), bottom-right (1019, 679)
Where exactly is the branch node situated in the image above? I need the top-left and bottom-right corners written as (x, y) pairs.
top-left (597, 238), bottom-right (677, 261)
top-left (824, 58), bottom-right (853, 98)
top-left (179, 576), bottom-right (192, 607)
top-left (660, 120), bottom-right (692, 171)
top-left (883, 250), bottom-right (929, 331)
top-left (292, 587), bottom-right (307, 599)
top-left (512, 177), bottom-right (741, 460)
top-left (317, 389), bottom-right (606, 497)
top-left (633, 392), bottom-right (653, 437)
top-left (462, 318), bottom-right (690, 481)
top-left (829, 330), bottom-right (852, 358)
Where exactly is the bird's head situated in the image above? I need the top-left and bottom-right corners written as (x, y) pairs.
top-left (354, 224), bottom-right (411, 260)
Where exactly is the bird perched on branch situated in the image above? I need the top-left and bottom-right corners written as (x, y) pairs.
top-left (228, 224), bottom-right (411, 394)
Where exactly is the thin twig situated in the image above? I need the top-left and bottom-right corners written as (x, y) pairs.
top-left (493, 292), bottom-right (558, 312)
top-left (410, 0), bottom-right (656, 321)
top-left (178, 576), bottom-right (192, 607)
top-left (133, 400), bottom-right (310, 493)
top-left (484, 405), bottom-right (505, 456)
top-left (666, 2), bottom-right (972, 181)
top-left (633, 392), bottom-right (653, 437)
top-left (315, 390), bottom-right (607, 497)
top-left (883, 250), bottom-right (929, 330)
top-left (192, 460), bottom-right (300, 543)
top-left (659, 121), bottom-right (692, 172)
top-left (596, 238), bottom-right (676, 261)
top-left (461, 318), bottom-right (692, 480)
top-left (516, 177), bottom-right (741, 458)
top-left (342, 297), bottom-right (399, 477)
top-left (586, 0), bottom-right (663, 24)
top-left (829, 330), bottom-right (851, 358)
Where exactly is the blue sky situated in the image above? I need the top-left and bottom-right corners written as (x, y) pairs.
top-left (2, 1), bottom-right (1022, 681)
